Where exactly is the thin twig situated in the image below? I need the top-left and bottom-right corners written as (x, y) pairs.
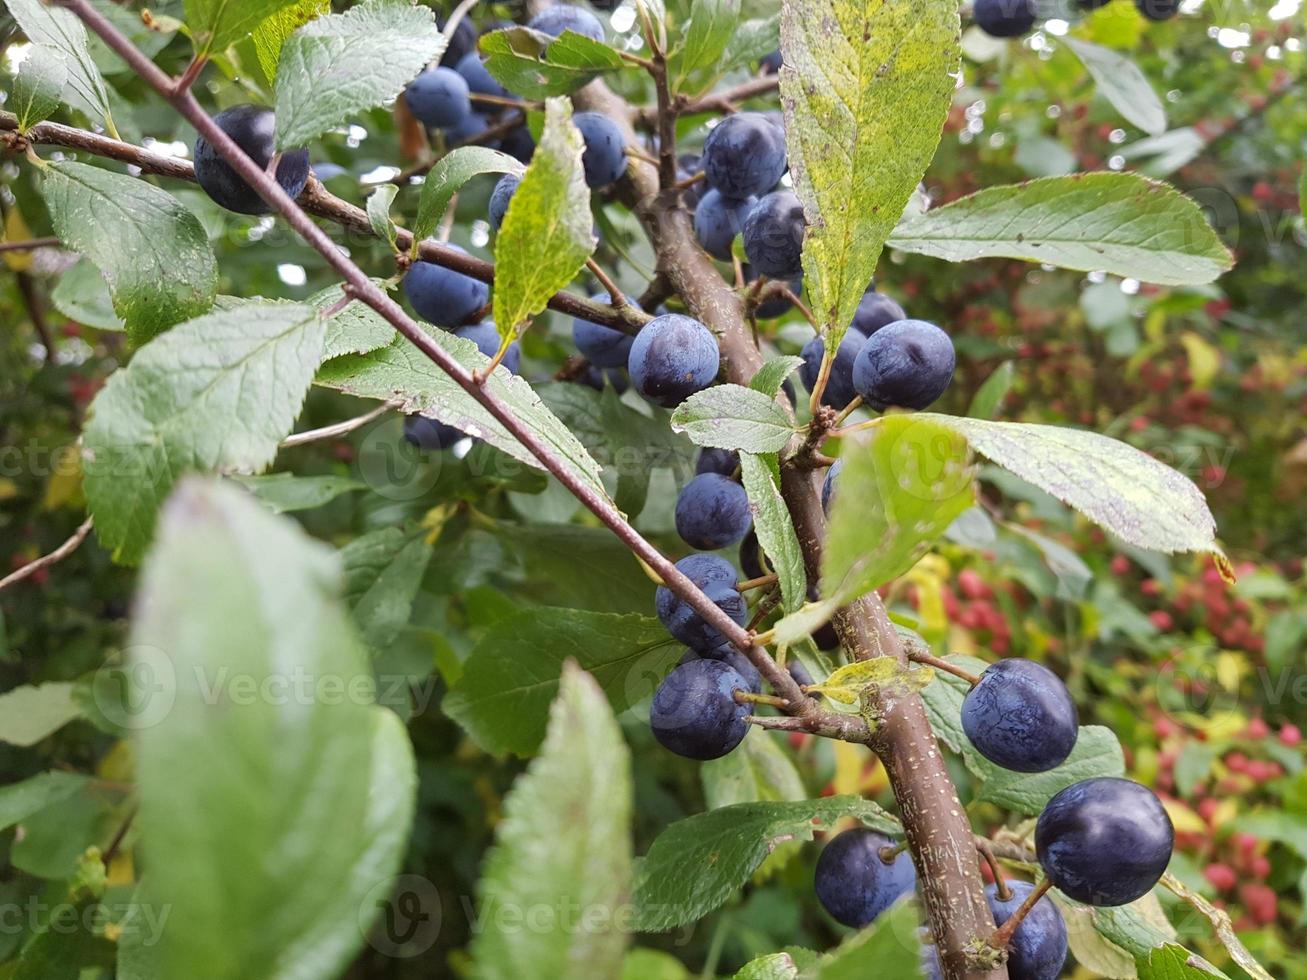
top-left (0, 236), bottom-right (60, 253)
top-left (0, 517), bottom-right (94, 592)
top-left (585, 257), bottom-right (627, 309)
top-left (975, 837), bottom-right (1012, 902)
top-left (909, 650), bottom-right (982, 687)
top-left (988, 879), bottom-right (1051, 951)
top-left (279, 400), bottom-right (401, 449)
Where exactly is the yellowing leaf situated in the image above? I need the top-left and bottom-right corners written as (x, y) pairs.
top-left (1180, 332), bottom-right (1221, 389)
top-left (806, 658), bottom-right (933, 705)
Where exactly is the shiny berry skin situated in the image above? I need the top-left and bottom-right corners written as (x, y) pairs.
top-left (814, 828), bottom-right (917, 928)
top-left (628, 313), bottom-right (720, 408)
top-left (973, 0), bottom-right (1037, 37)
top-left (693, 189), bottom-right (755, 261)
top-left (488, 173), bottom-right (520, 229)
top-left (742, 190), bottom-right (805, 281)
top-left (1035, 777), bottom-right (1174, 906)
top-left (851, 319), bottom-right (955, 411)
top-left (193, 105), bottom-right (310, 215)
top-left (986, 881), bottom-right (1068, 980)
top-left (962, 659), bottom-right (1079, 773)
top-left (402, 245), bottom-right (489, 328)
top-left (702, 112), bottom-right (787, 199)
top-left (655, 554), bottom-right (747, 651)
top-left (851, 291), bottom-right (907, 336)
top-left (675, 473), bottom-right (752, 550)
top-left (404, 67), bottom-right (472, 129)
top-left (800, 330), bottom-right (865, 411)
top-left (573, 112), bottom-right (628, 189)
top-left (1136, 0), bottom-right (1180, 19)
top-left (650, 659), bottom-right (750, 760)
top-left (680, 645), bottom-right (762, 694)
top-left (527, 5), bottom-right (605, 43)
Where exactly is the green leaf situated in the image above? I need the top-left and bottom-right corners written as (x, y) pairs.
top-left (632, 796), bottom-right (900, 931)
top-left (43, 161), bottom-right (217, 343)
top-left (821, 416), bottom-right (975, 602)
top-left (480, 26), bottom-right (625, 100)
top-left (366, 183), bottom-right (399, 249)
top-left (750, 356), bottom-right (804, 399)
top-left (11, 44), bottom-right (66, 132)
top-left (444, 610), bottom-right (681, 756)
top-left (309, 283), bottom-right (395, 360)
top-left (977, 726), bottom-right (1126, 815)
top-left (735, 953), bottom-right (801, 980)
top-left (230, 473), bottom-right (365, 514)
top-left (702, 728), bottom-right (806, 809)
top-left (0, 683), bottom-right (81, 746)
top-left (315, 328), bottom-right (607, 501)
top-left (671, 385), bottom-right (798, 454)
top-left (915, 414), bottom-right (1228, 569)
top-left (251, 0), bottom-right (330, 82)
top-left (130, 478), bottom-right (415, 980)
top-left (470, 663), bottom-right (632, 980)
top-left (919, 653), bottom-right (990, 772)
top-left (780, 0), bottom-right (958, 350)
top-left (6, 0), bottom-right (115, 131)
top-left (1135, 944), bottom-right (1229, 979)
top-left (50, 256), bottom-right (123, 331)
top-left (967, 361), bottom-right (1014, 419)
top-left (888, 174), bottom-right (1234, 286)
top-left (720, 14), bottom-right (780, 78)
top-left (0, 772), bottom-right (89, 831)
top-left (82, 302), bottom-right (325, 565)
top-left (274, 0), bottom-right (447, 150)
top-left (808, 900), bottom-right (923, 979)
top-left (740, 453), bottom-right (806, 612)
top-left (1066, 38), bottom-right (1166, 137)
top-left (412, 146), bottom-right (524, 244)
top-left (340, 526), bottom-right (433, 651)
top-left (184, 0), bottom-right (304, 54)
top-left (671, 0), bottom-right (740, 84)
top-left (493, 97), bottom-right (596, 341)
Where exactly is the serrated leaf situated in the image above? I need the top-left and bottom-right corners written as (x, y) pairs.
top-left (1066, 38), bottom-right (1166, 137)
top-left (976, 726), bottom-right (1126, 814)
top-left (780, 0), bottom-right (958, 353)
top-left (0, 772), bottom-right (89, 831)
top-left (702, 728), bottom-right (806, 809)
top-left (721, 14), bottom-right (780, 76)
top-left (469, 663), bottom-right (632, 980)
top-left (671, 0), bottom-right (740, 84)
top-left (0, 683), bottom-right (81, 746)
top-left (184, 0), bottom-right (304, 54)
top-left (308, 282), bottom-right (395, 361)
top-left (230, 473), bottom-right (365, 514)
top-left (315, 328), bottom-right (607, 500)
top-left (807, 901), bottom-right (923, 979)
top-left (251, 0), bottom-right (330, 82)
top-left (82, 303), bottom-right (325, 565)
top-left (412, 146), bottom-right (524, 244)
top-left (340, 526), bottom-right (433, 651)
top-left (1135, 945), bottom-right (1229, 980)
top-left (50, 256), bottom-right (123, 331)
top-left (821, 416), bottom-right (975, 603)
top-left (740, 453), bottom-right (805, 612)
top-left (915, 414), bottom-right (1228, 569)
top-left (43, 161), bottom-right (217, 343)
top-left (749, 356), bottom-right (804, 399)
top-left (671, 384), bottom-right (798, 453)
top-left (444, 610), bottom-right (681, 756)
top-left (11, 43), bottom-right (66, 131)
top-left (130, 478), bottom-right (415, 980)
top-left (274, 0), bottom-right (447, 150)
top-left (632, 796), bottom-right (900, 931)
top-left (888, 173), bottom-right (1233, 286)
top-left (6, 0), bottom-right (114, 130)
top-left (808, 658), bottom-right (933, 706)
top-left (366, 183), bottom-right (399, 248)
top-left (735, 953), bottom-right (801, 980)
top-left (493, 98), bottom-right (596, 341)
top-left (480, 26), bottom-right (625, 99)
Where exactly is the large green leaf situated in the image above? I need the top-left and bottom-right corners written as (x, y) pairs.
top-left (493, 97), bottom-right (596, 341)
top-left (82, 303), bottom-right (325, 565)
top-left (1066, 38), bottom-right (1166, 137)
top-left (632, 796), bottom-right (899, 931)
top-left (0, 772), bottom-right (89, 831)
top-left (230, 473), bottom-right (365, 514)
top-left (412, 146), bottom-right (525, 244)
top-left (184, 0), bottom-right (304, 54)
top-left (670, 0), bottom-right (740, 84)
top-left (780, 0), bottom-right (958, 349)
top-left (6, 0), bottom-right (114, 130)
top-left (43, 162), bottom-right (217, 343)
top-left (671, 385), bottom-right (798, 454)
top-left (50, 256), bottom-right (123, 331)
top-left (0, 683), bottom-right (81, 747)
top-left (916, 414), bottom-right (1227, 569)
top-left (480, 27), bottom-right (625, 99)
top-left (339, 526), bottom-right (433, 651)
top-left (251, 0), bottom-right (330, 82)
top-left (1135, 945), bottom-right (1228, 979)
top-left (315, 328), bottom-right (607, 501)
top-left (888, 174), bottom-right (1233, 286)
top-left (444, 610), bottom-right (681, 756)
top-left (309, 283), bottom-right (395, 361)
top-left (821, 415), bottom-right (976, 603)
top-left (11, 43), bottom-right (66, 132)
top-left (808, 900), bottom-right (924, 979)
top-left (740, 452), bottom-right (806, 612)
top-left (976, 726), bottom-right (1126, 815)
top-left (701, 728), bottom-right (806, 809)
top-left (274, 0), bottom-right (447, 149)
top-left (469, 663), bottom-right (632, 980)
top-left (130, 478), bottom-right (415, 980)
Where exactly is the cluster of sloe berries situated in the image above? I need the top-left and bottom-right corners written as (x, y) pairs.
top-left (974, 0), bottom-right (1179, 40)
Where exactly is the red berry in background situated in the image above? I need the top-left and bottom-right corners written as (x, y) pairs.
top-left (1148, 610), bottom-right (1174, 632)
top-left (1197, 798), bottom-right (1219, 823)
top-left (1244, 717), bottom-right (1270, 740)
top-left (1204, 863), bottom-right (1237, 892)
top-left (1241, 883), bottom-right (1278, 925)
top-left (1153, 716), bottom-right (1179, 740)
top-left (958, 568), bottom-right (990, 600)
top-left (1141, 578), bottom-right (1161, 597)
top-left (1252, 856), bottom-right (1272, 879)
top-left (1280, 724), bottom-right (1302, 747)
top-left (1111, 555), bottom-right (1131, 576)
top-left (1226, 752), bottom-right (1249, 773)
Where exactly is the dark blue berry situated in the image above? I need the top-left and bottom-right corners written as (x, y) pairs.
top-left (193, 105), bottom-right (310, 216)
top-left (650, 659), bottom-right (750, 759)
top-left (655, 554), bottom-right (747, 651)
top-left (438, 14), bottom-right (478, 66)
top-left (572, 292), bottom-right (636, 367)
top-left (576, 365), bottom-right (629, 392)
top-left (851, 290), bottom-right (907, 336)
top-left (738, 529), bottom-right (768, 580)
top-left (821, 459), bottom-right (842, 514)
top-left (696, 447), bottom-right (740, 477)
top-left (528, 5), bottom-right (605, 43)
top-left (744, 264), bottom-right (802, 319)
top-left (742, 190), bottom-right (805, 280)
top-left (675, 473), bottom-right (752, 550)
top-left (1035, 777), bottom-right (1174, 906)
top-left (759, 50), bottom-right (783, 74)
top-left (573, 112), bottom-right (627, 188)
top-left (403, 245), bottom-right (489, 328)
top-left (455, 320), bottom-right (520, 376)
top-left (455, 51), bottom-right (510, 99)
top-left (814, 828), bottom-right (917, 928)
top-left (443, 110), bottom-right (493, 147)
top-left (628, 313), bottom-right (720, 408)
top-left (800, 331), bottom-right (865, 411)
top-left (1136, 0), bottom-right (1180, 19)
top-left (702, 112), bottom-right (787, 199)
top-left (986, 880), bottom-right (1069, 980)
top-left (694, 189), bottom-right (755, 261)
top-left (405, 66), bottom-right (471, 129)
top-left (851, 319), bottom-right (955, 411)
top-left (962, 659), bottom-right (1078, 773)
top-left (973, 0), bottom-right (1037, 37)
top-left (680, 646), bottom-right (762, 694)
top-left (488, 173), bottom-right (520, 229)
top-left (500, 124), bottom-right (536, 163)
top-left (404, 415), bottom-right (466, 451)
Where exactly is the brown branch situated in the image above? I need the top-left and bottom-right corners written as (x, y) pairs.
top-left (633, 75), bottom-right (781, 128)
top-left (0, 517), bottom-right (94, 592)
top-left (0, 236), bottom-right (60, 253)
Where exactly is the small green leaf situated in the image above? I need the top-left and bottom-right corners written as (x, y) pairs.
top-left (6, 0), bottom-right (115, 131)
top-left (888, 174), bottom-right (1234, 286)
top-left (82, 303), bottom-right (325, 565)
top-left (807, 658), bottom-right (933, 706)
top-left (976, 726), bottom-right (1126, 814)
top-left (44, 161), bottom-right (217, 343)
top-left (632, 796), bottom-right (900, 931)
top-left (821, 416), bottom-right (976, 603)
top-left (808, 900), bottom-right (923, 978)
top-left (493, 97), bottom-right (596, 342)
top-left (749, 355), bottom-right (804, 399)
top-left (739, 453), bottom-right (805, 612)
top-left (366, 183), bottom-right (399, 248)
top-left (340, 527), bottom-right (433, 651)
top-left (184, 0), bottom-right (304, 54)
top-left (470, 663), bottom-right (632, 979)
top-left (230, 473), bottom-right (365, 514)
top-left (671, 384), bottom-right (798, 453)
top-left (444, 610), bottom-right (681, 756)
top-left (0, 772), bottom-right (89, 832)
top-left (967, 361), bottom-right (1014, 419)
top-left (251, 0), bottom-right (330, 82)
top-left (702, 728), bottom-right (806, 809)
top-left (274, 0), bottom-right (447, 150)
top-left (11, 44), bottom-right (66, 131)
top-left (1135, 945), bottom-right (1229, 979)
top-left (1066, 38), bottom-right (1166, 137)
top-left (412, 146), bottom-right (524, 245)
top-left (50, 257), bottom-right (123, 331)
top-left (781, 0), bottom-right (958, 351)
top-left (0, 683), bottom-right (81, 747)
top-left (720, 14), bottom-right (779, 77)
top-left (772, 597), bottom-right (842, 650)
top-left (309, 282), bottom-right (395, 361)
top-left (671, 0), bottom-right (740, 84)
top-left (734, 952), bottom-right (801, 980)
top-left (480, 26), bottom-right (625, 99)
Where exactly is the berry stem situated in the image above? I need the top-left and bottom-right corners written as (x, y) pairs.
top-left (879, 841), bottom-right (910, 864)
top-left (988, 878), bottom-right (1051, 952)
top-left (831, 395), bottom-right (865, 428)
top-left (975, 838), bottom-right (1013, 902)
top-left (734, 691), bottom-right (790, 709)
top-left (907, 651), bottom-right (982, 687)
top-left (737, 573), bottom-right (779, 592)
top-left (585, 258), bottom-right (628, 309)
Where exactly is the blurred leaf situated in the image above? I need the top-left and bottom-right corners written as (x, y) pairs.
top-left (494, 98), bottom-right (596, 341)
top-left (1173, 742), bottom-right (1217, 797)
top-left (470, 663), bottom-right (632, 980)
top-left (44, 161), bottom-right (217, 343)
top-left (0, 772), bottom-right (89, 830)
top-left (720, 14), bottom-right (780, 75)
top-left (780, 0), bottom-right (957, 349)
top-left (672, 385), bottom-right (798, 453)
top-left (11, 44), bottom-right (66, 131)
top-left (1066, 38), bottom-right (1166, 137)
top-left (671, 0), bottom-right (740, 84)
top-left (740, 452), bottom-right (805, 612)
top-left (808, 900), bottom-right (922, 978)
top-left (50, 257), bottom-right (124, 331)
top-left (230, 473), bottom-right (364, 514)
top-left (889, 174), bottom-right (1233, 286)
top-left (366, 183), bottom-right (398, 249)
top-left (412, 146), bottom-right (524, 245)
top-left (274, 0), bottom-right (447, 149)
top-left (7, 0), bottom-right (114, 129)
top-left (976, 726), bottom-right (1126, 815)
top-left (1178, 332), bottom-right (1220, 389)
top-left (251, 0), bottom-right (329, 82)
top-left (185, 0), bottom-right (303, 53)
top-left (481, 27), bottom-right (625, 99)
top-left (0, 683), bottom-right (81, 746)
top-left (702, 728), bottom-right (806, 809)
top-left (735, 953), bottom-right (801, 979)
top-left (967, 361), bottom-right (1014, 419)
top-left (340, 526), bottom-right (433, 651)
